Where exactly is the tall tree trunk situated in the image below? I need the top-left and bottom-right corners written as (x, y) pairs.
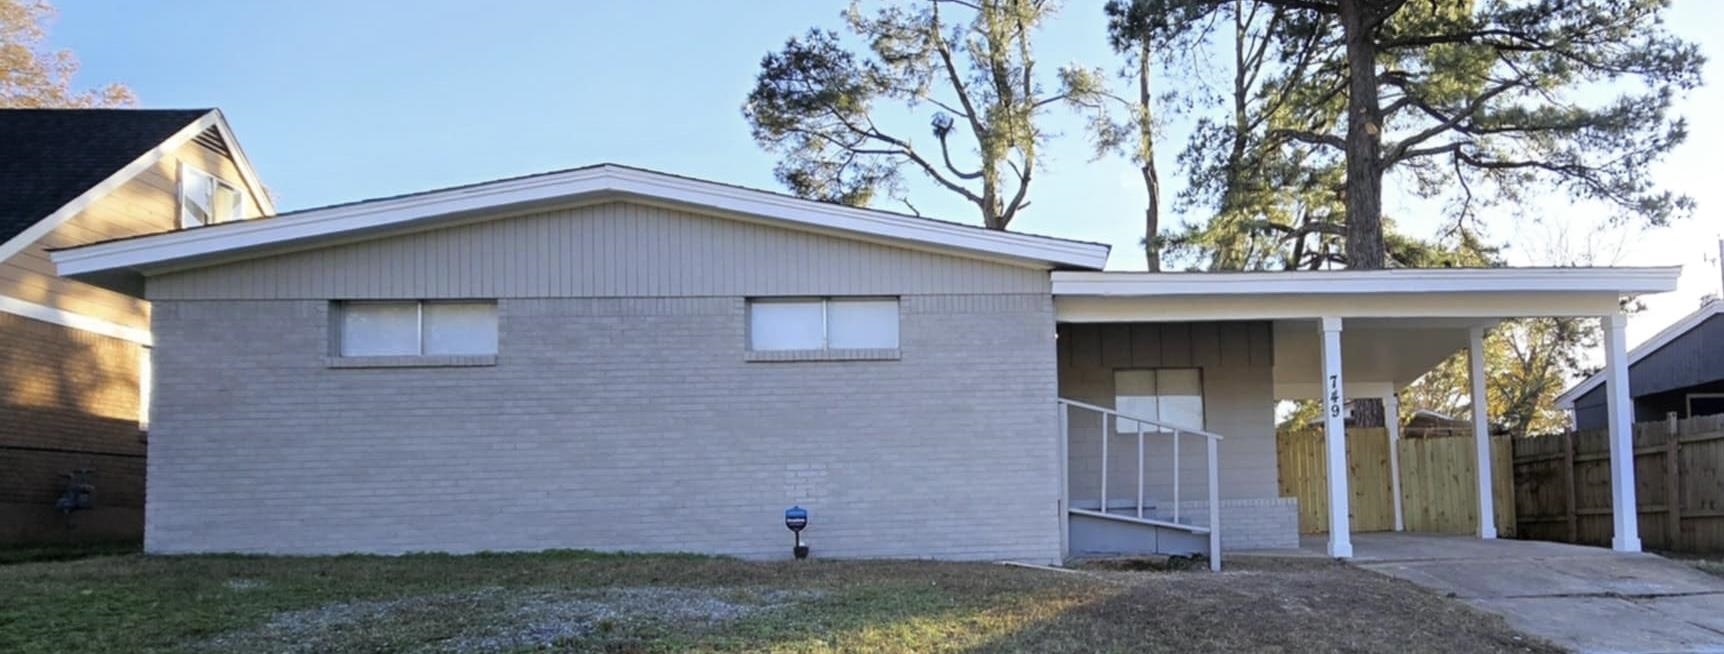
top-left (1339, 0), bottom-right (1386, 270)
top-left (1340, 0), bottom-right (1389, 423)
top-left (1139, 44), bottom-right (1162, 272)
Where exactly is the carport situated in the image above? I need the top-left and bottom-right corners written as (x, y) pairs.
top-left (1052, 267), bottom-right (1682, 558)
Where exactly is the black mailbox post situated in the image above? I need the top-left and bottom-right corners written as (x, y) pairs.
top-left (784, 506), bottom-right (809, 559)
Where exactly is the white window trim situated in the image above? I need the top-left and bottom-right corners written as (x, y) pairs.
top-left (138, 345), bottom-right (153, 433)
top-left (332, 300), bottom-right (497, 360)
top-left (746, 297), bottom-right (899, 353)
top-left (1687, 393), bottom-right (1724, 418)
top-left (178, 161), bottom-right (247, 229)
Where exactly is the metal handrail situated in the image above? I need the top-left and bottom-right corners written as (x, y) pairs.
top-left (1058, 397), bottom-right (1223, 571)
top-left (1056, 398), bottom-right (1225, 441)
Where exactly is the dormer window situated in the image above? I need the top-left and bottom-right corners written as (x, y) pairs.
top-left (178, 162), bottom-right (245, 228)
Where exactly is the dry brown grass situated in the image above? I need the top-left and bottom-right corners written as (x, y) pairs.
top-left (0, 549), bottom-right (1558, 653)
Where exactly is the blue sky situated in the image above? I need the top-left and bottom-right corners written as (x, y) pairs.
top-left (47, 0), bottom-right (1724, 344)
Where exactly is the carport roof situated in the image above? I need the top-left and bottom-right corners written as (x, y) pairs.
top-left (1051, 267), bottom-right (1682, 400)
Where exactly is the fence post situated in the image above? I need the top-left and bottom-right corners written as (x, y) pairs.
top-left (1564, 431), bottom-right (1579, 543)
top-left (1666, 412), bottom-right (1682, 549)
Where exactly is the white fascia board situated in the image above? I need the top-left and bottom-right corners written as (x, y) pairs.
top-left (0, 294), bottom-right (150, 345)
top-left (1555, 301), bottom-right (1724, 408)
top-left (1055, 291), bottom-right (1625, 323)
top-left (54, 165), bottom-right (1110, 276)
top-left (210, 109), bottom-right (276, 216)
top-left (0, 110), bottom-right (222, 266)
top-left (1051, 267), bottom-right (1682, 297)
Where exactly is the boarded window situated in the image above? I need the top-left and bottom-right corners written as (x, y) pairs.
top-left (1114, 368), bottom-right (1203, 433)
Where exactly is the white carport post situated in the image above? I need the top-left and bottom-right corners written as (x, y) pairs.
top-left (1469, 327), bottom-right (1498, 539)
top-left (1320, 317), bottom-right (1353, 558)
top-left (1384, 393), bottom-right (1405, 532)
top-left (1603, 311), bottom-right (1643, 553)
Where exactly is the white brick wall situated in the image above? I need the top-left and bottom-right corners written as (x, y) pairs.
top-left (146, 295), bottom-right (1064, 562)
top-left (1157, 498), bottom-right (1301, 550)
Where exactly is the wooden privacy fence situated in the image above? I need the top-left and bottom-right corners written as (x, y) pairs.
top-left (1278, 427), bottom-right (1515, 536)
top-left (1513, 413), bottom-right (1724, 552)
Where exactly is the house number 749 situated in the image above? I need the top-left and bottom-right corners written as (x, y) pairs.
top-left (1327, 374), bottom-right (1341, 418)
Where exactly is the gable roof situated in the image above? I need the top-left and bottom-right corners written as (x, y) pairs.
top-left (1556, 300), bottom-right (1724, 408)
top-left (0, 108), bottom-right (275, 264)
top-left (51, 164), bottom-right (1112, 283)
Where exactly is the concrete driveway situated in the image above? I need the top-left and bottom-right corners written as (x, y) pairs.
top-left (1317, 533), bottom-right (1724, 654)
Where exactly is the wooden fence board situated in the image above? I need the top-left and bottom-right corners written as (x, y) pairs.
top-left (1512, 413), bottom-right (1724, 553)
top-left (1277, 427), bottom-right (1512, 536)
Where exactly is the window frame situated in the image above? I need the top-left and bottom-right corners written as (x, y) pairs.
top-left (331, 300), bottom-right (498, 361)
top-left (1112, 367), bottom-right (1205, 433)
top-left (177, 161), bottom-right (247, 229)
top-left (1687, 392), bottom-right (1724, 419)
top-left (138, 345), bottom-right (152, 436)
top-left (746, 296), bottom-right (900, 352)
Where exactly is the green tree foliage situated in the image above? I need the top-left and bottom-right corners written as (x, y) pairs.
top-left (744, 0), bottom-right (1105, 230)
top-left (0, 0), bottom-right (130, 108)
top-left (1103, 0), bottom-right (1702, 269)
top-left (1095, 0), bottom-right (1193, 270)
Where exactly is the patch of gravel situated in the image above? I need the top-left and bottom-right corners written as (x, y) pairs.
top-left (194, 586), bottom-right (820, 653)
top-left (223, 578), bottom-right (268, 592)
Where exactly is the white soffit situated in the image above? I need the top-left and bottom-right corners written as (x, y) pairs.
top-left (52, 164), bottom-right (1111, 277)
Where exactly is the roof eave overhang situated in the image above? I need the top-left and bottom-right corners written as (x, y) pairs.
top-left (52, 165), bottom-right (1110, 283)
top-left (1051, 268), bottom-right (1682, 324)
top-left (1051, 268), bottom-right (1682, 297)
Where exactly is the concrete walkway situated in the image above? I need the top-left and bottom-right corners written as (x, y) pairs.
top-left (1306, 533), bottom-right (1724, 654)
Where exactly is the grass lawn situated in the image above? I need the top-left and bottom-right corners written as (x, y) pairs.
top-left (0, 549), bottom-right (1557, 653)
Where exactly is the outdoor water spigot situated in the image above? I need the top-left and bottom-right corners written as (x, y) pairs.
top-left (785, 506), bottom-right (809, 559)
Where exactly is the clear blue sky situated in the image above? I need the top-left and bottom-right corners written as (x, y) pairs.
top-left (47, 0), bottom-right (1724, 343)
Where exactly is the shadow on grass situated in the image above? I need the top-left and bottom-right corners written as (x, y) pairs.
top-left (0, 539), bottom-right (140, 566)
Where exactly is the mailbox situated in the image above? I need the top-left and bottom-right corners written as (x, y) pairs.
top-left (785, 506), bottom-right (810, 559)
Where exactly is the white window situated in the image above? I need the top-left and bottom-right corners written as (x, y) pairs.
top-left (178, 163), bottom-right (246, 228)
top-left (748, 298), bottom-right (899, 351)
top-left (138, 346), bottom-right (153, 432)
top-left (336, 301), bottom-right (497, 357)
top-left (1115, 368), bottom-right (1204, 433)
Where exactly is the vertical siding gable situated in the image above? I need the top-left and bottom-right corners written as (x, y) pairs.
top-left (148, 202), bottom-right (1053, 300)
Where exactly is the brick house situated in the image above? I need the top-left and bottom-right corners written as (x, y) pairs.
top-left (53, 164), bottom-right (1676, 566)
top-left (0, 109), bottom-right (270, 543)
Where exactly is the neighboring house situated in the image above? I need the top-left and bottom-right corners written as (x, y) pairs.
top-left (52, 164), bottom-right (1676, 565)
top-left (0, 109), bottom-right (271, 543)
top-left (1403, 409), bottom-right (1473, 438)
top-left (1557, 300), bottom-right (1724, 431)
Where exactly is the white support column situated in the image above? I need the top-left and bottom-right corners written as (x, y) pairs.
top-left (1385, 393), bottom-right (1405, 532)
top-left (1603, 312), bottom-right (1642, 553)
top-left (1320, 317), bottom-right (1352, 558)
top-left (1469, 326), bottom-right (1498, 539)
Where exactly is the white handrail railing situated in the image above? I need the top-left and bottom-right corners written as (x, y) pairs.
top-left (1056, 398), bottom-right (1226, 441)
top-left (1058, 397), bottom-right (1223, 571)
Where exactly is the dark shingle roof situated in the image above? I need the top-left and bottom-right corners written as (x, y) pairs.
top-left (0, 108), bottom-right (211, 244)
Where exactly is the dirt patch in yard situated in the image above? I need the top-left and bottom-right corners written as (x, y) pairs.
top-left (193, 586), bottom-right (821, 653)
top-left (981, 557), bottom-right (1559, 653)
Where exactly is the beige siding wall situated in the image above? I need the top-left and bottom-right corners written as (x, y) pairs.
top-left (147, 202), bottom-right (1051, 300)
top-left (0, 138), bottom-right (263, 327)
top-left (1058, 322), bottom-right (1281, 503)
